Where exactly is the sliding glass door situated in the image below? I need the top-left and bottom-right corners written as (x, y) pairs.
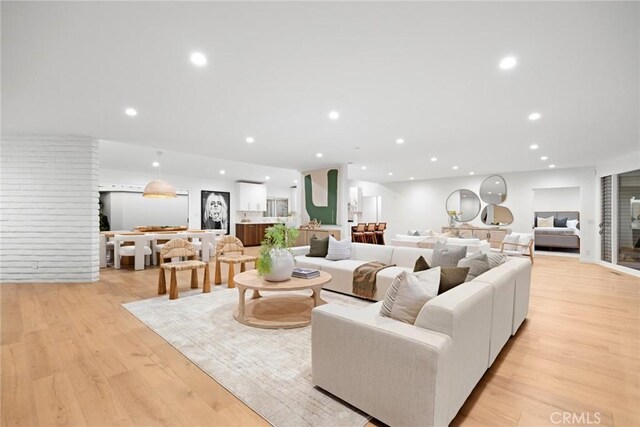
top-left (617, 170), bottom-right (640, 270)
top-left (601, 176), bottom-right (612, 263)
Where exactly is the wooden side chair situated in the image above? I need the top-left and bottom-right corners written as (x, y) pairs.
top-left (158, 239), bottom-right (210, 300)
top-left (352, 223), bottom-right (366, 243)
top-left (375, 222), bottom-right (387, 245)
top-left (364, 223), bottom-right (377, 244)
top-left (214, 236), bottom-right (258, 288)
top-left (492, 232), bottom-right (535, 264)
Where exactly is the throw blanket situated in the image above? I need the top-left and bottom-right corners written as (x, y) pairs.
top-left (353, 262), bottom-right (396, 299)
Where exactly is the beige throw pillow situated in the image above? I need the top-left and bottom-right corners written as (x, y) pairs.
top-left (388, 268), bottom-right (441, 324)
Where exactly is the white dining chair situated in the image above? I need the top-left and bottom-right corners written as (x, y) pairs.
top-left (187, 231), bottom-right (221, 262)
top-left (113, 234), bottom-right (155, 270)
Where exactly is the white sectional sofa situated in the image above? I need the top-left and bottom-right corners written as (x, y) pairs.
top-left (303, 243), bottom-right (532, 426)
top-left (390, 234), bottom-right (492, 253)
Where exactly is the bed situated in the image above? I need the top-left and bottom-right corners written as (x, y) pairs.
top-left (533, 211), bottom-right (580, 251)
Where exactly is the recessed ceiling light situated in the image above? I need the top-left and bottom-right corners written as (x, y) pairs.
top-left (488, 191), bottom-right (492, 194)
top-left (498, 193), bottom-right (502, 196)
top-left (316, 153), bottom-right (323, 158)
top-left (499, 56), bottom-right (518, 70)
top-left (549, 164), bottom-right (556, 169)
top-left (265, 175), bottom-right (270, 180)
top-left (529, 144), bottom-right (539, 150)
top-left (495, 181), bottom-right (500, 184)
top-left (152, 161), bottom-right (159, 167)
top-left (190, 52), bottom-right (207, 66)
top-left (430, 157), bottom-right (437, 162)
top-left (246, 137), bottom-right (255, 143)
top-left (540, 156), bottom-right (548, 161)
top-left (219, 170), bottom-right (225, 175)
top-left (124, 108), bottom-right (137, 116)
top-left (328, 111), bottom-right (340, 120)
top-left (469, 171), bottom-right (475, 175)
top-left (452, 166), bottom-right (459, 170)
top-left (294, 179), bottom-right (298, 184)
top-left (388, 172), bottom-right (394, 176)
top-left (361, 166), bottom-right (367, 170)
top-left (409, 177), bottom-right (414, 180)
top-left (528, 112), bottom-right (542, 121)
top-left (396, 138), bottom-right (405, 144)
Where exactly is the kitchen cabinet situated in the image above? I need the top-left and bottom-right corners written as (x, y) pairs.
top-left (294, 228), bottom-right (341, 247)
top-left (236, 223), bottom-right (278, 246)
top-left (237, 182), bottom-right (267, 211)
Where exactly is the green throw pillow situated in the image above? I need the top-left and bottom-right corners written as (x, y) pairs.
top-left (438, 267), bottom-right (470, 294)
top-left (413, 255), bottom-right (430, 272)
top-left (307, 236), bottom-right (329, 257)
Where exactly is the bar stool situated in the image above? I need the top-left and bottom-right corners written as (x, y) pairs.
top-left (352, 223), bottom-right (366, 243)
top-left (364, 223), bottom-right (377, 244)
top-left (375, 222), bottom-right (387, 245)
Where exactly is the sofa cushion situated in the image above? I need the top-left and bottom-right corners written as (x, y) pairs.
top-left (308, 236), bottom-right (329, 257)
top-left (431, 242), bottom-right (467, 267)
top-left (351, 243), bottom-right (394, 264)
top-left (294, 255), bottom-right (333, 270)
top-left (385, 268), bottom-right (441, 324)
top-left (391, 246), bottom-right (433, 268)
top-left (321, 260), bottom-right (370, 295)
top-left (326, 236), bottom-right (352, 261)
top-left (458, 253), bottom-right (491, 282)
top-left (439, 267), bottom-right (470, 294)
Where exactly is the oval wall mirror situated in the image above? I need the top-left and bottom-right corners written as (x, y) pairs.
top-left (445, 189), bottom-right (481, 222)
top-left (481, 204), bottom-right (514, 226)
top-left (480, 175), bottom-right (507, 204)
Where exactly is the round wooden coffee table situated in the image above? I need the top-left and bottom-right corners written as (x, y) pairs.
top-left (232, 270), bottom-right (331, 329)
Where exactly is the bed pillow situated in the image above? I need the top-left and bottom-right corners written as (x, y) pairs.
top-left (457, 253), bottom-right (491, 282)
top-left (554, 217), bottom-right (568, 228)
top-left (307, 236), bottom-right (329, 257)
top-left (431, 241), bottom-right (467, 267)
top-left (438, 267), bottom-right (470, 294)
top-left (388, 268), bottom-right (441, 324)
top-left (325, 236), bottom-right (352, 260)
top-left (537, 216), bottom-right (554, 227)
top-left (567, 219), bottom-right (579, 229)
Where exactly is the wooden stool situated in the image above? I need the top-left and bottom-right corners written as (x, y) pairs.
top-left (352, 223), bottom-right (366, 243)
top-left (364, 223), bottom-right (377, 244)
top-left (157, 239), bottom-right (210, 300)
top-left (214, 236), bottom-right (258, 288)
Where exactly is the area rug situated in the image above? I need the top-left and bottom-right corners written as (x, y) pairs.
top-left (122, 287), bottom-right (373, 427)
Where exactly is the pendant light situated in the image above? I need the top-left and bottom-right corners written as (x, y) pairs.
top-left (143, 151), bottom-right (176, 198)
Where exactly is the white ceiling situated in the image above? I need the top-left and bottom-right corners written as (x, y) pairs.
top-left (2, 1), bottom-right (639, 183)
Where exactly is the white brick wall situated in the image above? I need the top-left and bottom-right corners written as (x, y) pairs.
top-left (0, 136), bottom-right (99, 283)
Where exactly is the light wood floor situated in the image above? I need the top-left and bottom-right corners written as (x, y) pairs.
top-left (2, 254), bottom-right (638, 426)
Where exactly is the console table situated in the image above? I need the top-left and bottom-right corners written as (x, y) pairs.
top-left (441, 226), bottom-right (509, 249)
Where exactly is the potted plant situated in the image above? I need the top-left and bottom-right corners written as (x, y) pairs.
top-left (257, 224), bottom-right (300, 282)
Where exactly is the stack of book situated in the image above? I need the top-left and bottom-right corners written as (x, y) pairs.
top-left (292, 267), bottom-right (320, 279)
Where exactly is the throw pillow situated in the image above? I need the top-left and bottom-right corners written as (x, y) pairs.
top-left (413, 231), bottom-right (421, 236)
top-left (537, 216), bottom-right (554, 227)
top-left (457, 253), bottom-right (491, 282)
top-left (439, 267), bottom-right (470, 294)
top-left (554, 217), bottom-right (568, 227)
top-left (485, 252), bottom-right (508, 268)
top-left (516, 233), bottom-right (533, 253)
top-left (567, 219), bottom-right (579, 229)
top-left (379, 271), bottom-right (406, 317)
top-left (388, 268), bottom-right (441, 324)
top-left (431, 241), bottom-right (466, 267)
top-left (502, 233), bottom-right (520, 251)
top-left (307, 236), bottom-right (329, 257)
top-left (413, 255), bottom-right (430, 272)
top-left (325, 236), bottom-right (352, 261)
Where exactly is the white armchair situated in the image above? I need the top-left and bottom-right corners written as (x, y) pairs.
top-left (113, 234), bottom-right (155, 270)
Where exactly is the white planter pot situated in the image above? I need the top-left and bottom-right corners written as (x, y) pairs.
top-left (263, 248), bottom-right (295, 282)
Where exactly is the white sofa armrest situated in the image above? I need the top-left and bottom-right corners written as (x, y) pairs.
top-left (312, 304), bottom-right (452, 427)
top-left (290, 245), bottom-right (310, 257)
top-left (414, 282), bottom-right (493, 422)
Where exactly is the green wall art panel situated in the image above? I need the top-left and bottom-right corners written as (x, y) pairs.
top-left (304, 168), bottom-right (338, 224)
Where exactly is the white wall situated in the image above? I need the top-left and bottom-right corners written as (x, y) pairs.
top-left (350, 166), bottom-right (597, 261)
top-left (533, 187), bottom-right (581, 212)
top-left (100, 168), bottom-right (292, 235)
top-left (0, 136), bottom-right (99, 283)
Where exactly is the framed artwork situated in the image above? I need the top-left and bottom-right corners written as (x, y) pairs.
top-left (201, 190), bottom-right (230, 235)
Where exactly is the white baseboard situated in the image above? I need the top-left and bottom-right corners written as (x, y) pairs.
top-left (592, 260), bottom-right (640, 277)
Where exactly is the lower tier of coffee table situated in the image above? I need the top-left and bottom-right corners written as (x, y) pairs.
top-left (233, 292), bottom-right (326, 329)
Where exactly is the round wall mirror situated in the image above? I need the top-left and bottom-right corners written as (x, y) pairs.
top-left (480, 175), bottom-right (507, 204)
top-left (481, 204), bottom-right (514, 226)
top-left (445, 189), bottom-right (481, 222)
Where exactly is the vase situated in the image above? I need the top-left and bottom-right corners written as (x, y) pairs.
top-left (263, 248), bottom-right (295, 282)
